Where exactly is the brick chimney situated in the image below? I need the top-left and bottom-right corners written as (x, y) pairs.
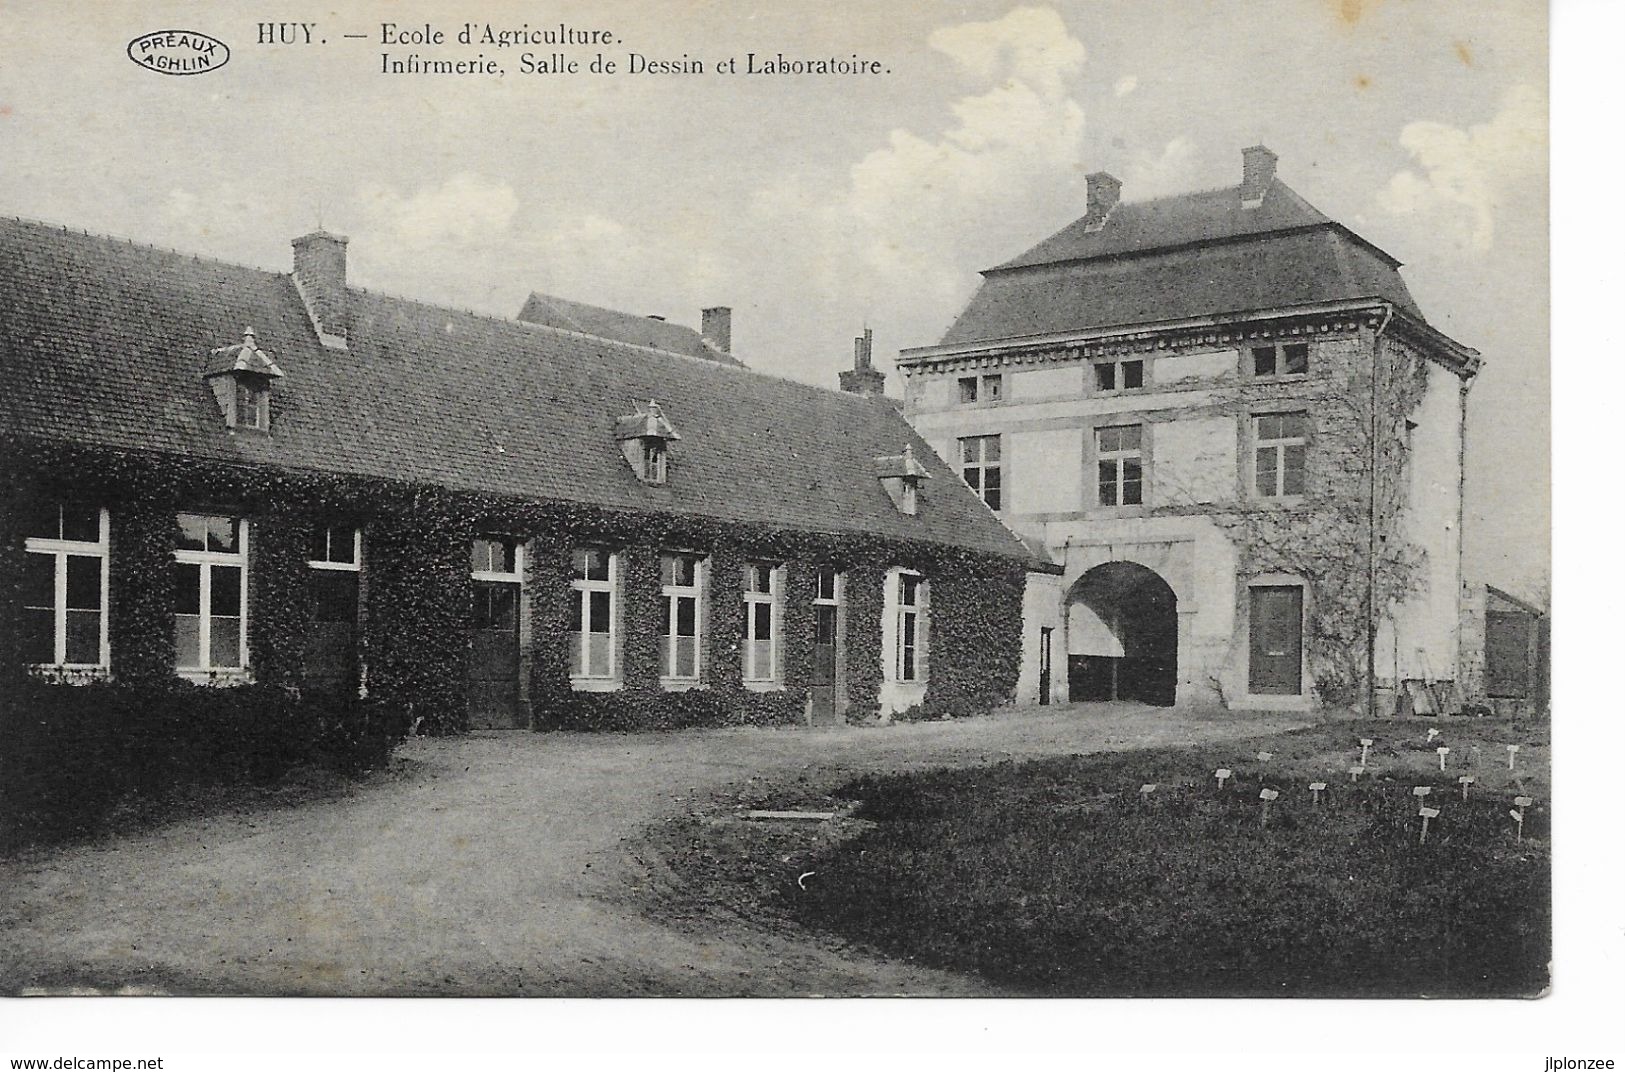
top-left (839, 327), bottom-right (885, 397)
top-left (1240, 145), bottom-right (1278, 204)
top-left (1083, 172), bottom-right (1122, 231)
top-left (292, 230), bottom-right (349, 349)
top-left (701, 306), bottom-right (732, 354)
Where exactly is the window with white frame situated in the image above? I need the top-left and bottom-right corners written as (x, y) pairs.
top-left (661, 552), bottom-right (704, 682)
top-left (1096, 425), bottom-right (1144, 506)
top-left (957, 373), bottom-right (1003, 405)
top-left (21, 504), bottom-right (109, 668)
top-left (1254, 412), bottom-right (1309, 498)
top-left (813, 567), bottom-right (841, 650)
top-left (173, 513), bottom-right (248, 672)
top-left (309, 524), bottom-right (361, 624)
top-left (234, 380), bottom-right (270, 430)
top-left (742, 562), bottom-right (781, 684)
top-left (959, 434), bottom-right (1002, 511)
top-left (570, 548), bottom-right (616, 679)
top-left (1250, 342), bottom-right (1309, 379)
top-left (1093, 358), bottom-right (1144, 392)
top-left (895, 572), bottom-right (927, 683)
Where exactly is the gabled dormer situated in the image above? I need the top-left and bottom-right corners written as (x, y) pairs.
top-left (615, 400), bottom-right (681, 485)
top-left (204, 327), bottom-right (285, 432)
top-left (875, 443), bottom-right (931, 516)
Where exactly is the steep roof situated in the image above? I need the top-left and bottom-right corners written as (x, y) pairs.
top-left (516, 291), bottom-right (744, 366)
top-left (0, 217), bottom-right (1030, 563)
top-left (939, 178), bottom-right (1425, 347)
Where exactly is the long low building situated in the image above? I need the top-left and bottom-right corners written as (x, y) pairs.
top-left (0, 217), bottom-right (1041, 731)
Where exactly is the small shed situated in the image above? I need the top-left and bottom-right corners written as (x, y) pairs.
top-left (1466, 585), bottom-right (1549, 717)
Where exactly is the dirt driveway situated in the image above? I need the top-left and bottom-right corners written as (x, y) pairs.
top-left (0, 704), bottom-right (1304, 996)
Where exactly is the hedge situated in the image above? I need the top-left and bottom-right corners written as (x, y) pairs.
top-left (0, 678), bottom-right (410, 851)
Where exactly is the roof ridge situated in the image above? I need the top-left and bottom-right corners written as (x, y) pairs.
top-left (0, 212), bottom-right (286, 278)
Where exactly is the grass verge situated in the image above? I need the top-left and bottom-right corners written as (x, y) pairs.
top-left (649, 716), bottom-right (1550, 997)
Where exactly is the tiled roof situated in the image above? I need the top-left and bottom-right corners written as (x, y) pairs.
top-left (516, 292), bottom-right (744, 366)
top-left (0, 217), bottom-right (1031, 562)
top-left (939, 179), bottom-right (1424, 347)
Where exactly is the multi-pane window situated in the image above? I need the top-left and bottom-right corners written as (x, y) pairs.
top-left (1251, 342), bottom-right (1309, 378)
top-left (959, 435), bottom-right (1002, 511)
top-left (1093, 359), bottom-right (1144, 392)
top-left (957, 374), bottom-right (1003, 405)
top-left (896, 573), bottom-right (926, 683)
top-left (814, 567), bottom-right (841, 649)
top-left (570, 548), bottom-right (616, 679)
top-left (234, 381), bottom-right (270, 430)
top-left (642, 441), bottom-right (668, 484)
top-left (174, 513), bottom-right (248, 672)
top-left (1254, 413), bottom-right (1309, 497)
top-left (471, 537), bottom-right (520, 577)
top-left (309, 525), bottom-right (361, 626)
top-left (661, 553), bottom-right (704, 682)
top-left (1096, 425), bottom-right (1144, 506)
top-left (21, 504), bottom-right (109, 668)
top-left (742, 562), bottom-right (781, 683)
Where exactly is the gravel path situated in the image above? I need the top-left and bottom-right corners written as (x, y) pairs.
top-left (0, 704), bottom-right (1304, 996)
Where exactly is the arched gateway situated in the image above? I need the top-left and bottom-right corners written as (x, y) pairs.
top-left (1066, 561), bottom-right (1178, 707)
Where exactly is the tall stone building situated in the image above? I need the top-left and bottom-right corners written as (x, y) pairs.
top-left (892, 146), bottom-right (1479, 711)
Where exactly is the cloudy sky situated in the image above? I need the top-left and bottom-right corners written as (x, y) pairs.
top-left (1, 0), bottom-right (1547, 597)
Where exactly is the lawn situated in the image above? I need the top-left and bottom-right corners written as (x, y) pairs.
top-left (654, 716), bottom-right (1550, 997)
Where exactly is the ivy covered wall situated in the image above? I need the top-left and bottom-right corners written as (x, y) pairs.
top-left (1, 438), bottom-right (1029, 733)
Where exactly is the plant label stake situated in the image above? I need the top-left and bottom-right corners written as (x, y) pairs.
top-left (1309, 782), bottom-right (1327, 806)
top-left (1215, 768), bottom-right (1232, 790)
top-left (1458, 774), bottom-right (1475, 799)
top-left (1257, 751), bottom-right (1274, 764)
top-left (1259, 787), bottom-right (1279, 825)
top-left (1427, 728), bottom-right (1441, 743)
top-left (1418, 805), bottom-right (1440, 844)
top-left (1507, 744), bottom-right (1521, 771)
top-left (1412, 786), bottom-right (1431, 800)
top-left (1513, 794), bottom-right (1534, 839)
top-left (1139, 784), bottom-right (1157, 807)
top-left (1509, 807), bottom-right (1525, 841)
top-left (1437, 746), bottom-right (1450, 771)
top-left (1360, 738), bottom-right (1373, 767)
top-left (1349, 765), bottom-right (1365, 783)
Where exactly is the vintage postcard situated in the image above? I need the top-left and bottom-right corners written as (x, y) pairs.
top-left (0, 0), bottom-right (1601, 1067)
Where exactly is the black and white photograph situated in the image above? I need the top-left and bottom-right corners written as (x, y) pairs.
top-left (0, 0), bottom-right (1615, 1067)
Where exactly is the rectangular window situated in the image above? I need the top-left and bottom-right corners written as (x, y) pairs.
top-left (472, 536), bottom-right (520, 578)
top-left (174, 513), bottom-right (248, 672)
top-left (642, 441), bottom-right (667, 484)
top-left (958, 374), bottom-right (1003, 404)
top-left (1096, 425), bottom-right (1144, 506)
top-left (1254, 413), bottom-right (1309, 498)
top-left (1251, 342), bottom-right (1310, 378)
top-left (959, 434), bottom-right (1002, 511)
top-left (22, 505), bottom-right (110, 668)
top-left (1093, 359), bottom-right (1144, 392)
top-left (570, 548), bottom-right (616, 679)
top-left (234, 381), bottom-right (269, 430)
top-left (814, 567), bottom-right (841, 648)
top-left (661, 552), bottom-right (704, 682)
top-left (310, 524), bottom-right (360, 568)
top-left (896, 573), bottom-right (926, 683)
top-left (742, 562), bottom-right (781, 684)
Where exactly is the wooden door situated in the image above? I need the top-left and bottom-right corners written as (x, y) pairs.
top-left (305, 570), bottom-right (358, 693)
top-left (1248, 586), bottom-right (1303, 695)
top-left (809, 603), bottom-right (838, 725)
top-left (469, 580), bottom-right (522, 728)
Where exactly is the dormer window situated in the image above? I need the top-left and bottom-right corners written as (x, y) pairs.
top-left (615, 400), bottom-right (681, 486)
top-left (875, 443), bottom-right (931, 516)
top-left (204, 327), bottom-right (285, 432)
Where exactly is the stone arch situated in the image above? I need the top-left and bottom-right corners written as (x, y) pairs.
top-left (1066, 561), bottom-right (1179, 707)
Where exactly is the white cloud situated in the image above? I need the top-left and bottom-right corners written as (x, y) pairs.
top-left (1378, 84), bottom-right (1545, 251)
top-left (357, 172), bottom-right (518, 250)
top-left (1122, 136), bottom-right (1199, 199)
top-left (746, 6), bottom-right (1091, 360)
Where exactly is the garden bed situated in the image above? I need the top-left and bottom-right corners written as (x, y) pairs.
top-left (651, 718), bottom-right (1551, 997)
